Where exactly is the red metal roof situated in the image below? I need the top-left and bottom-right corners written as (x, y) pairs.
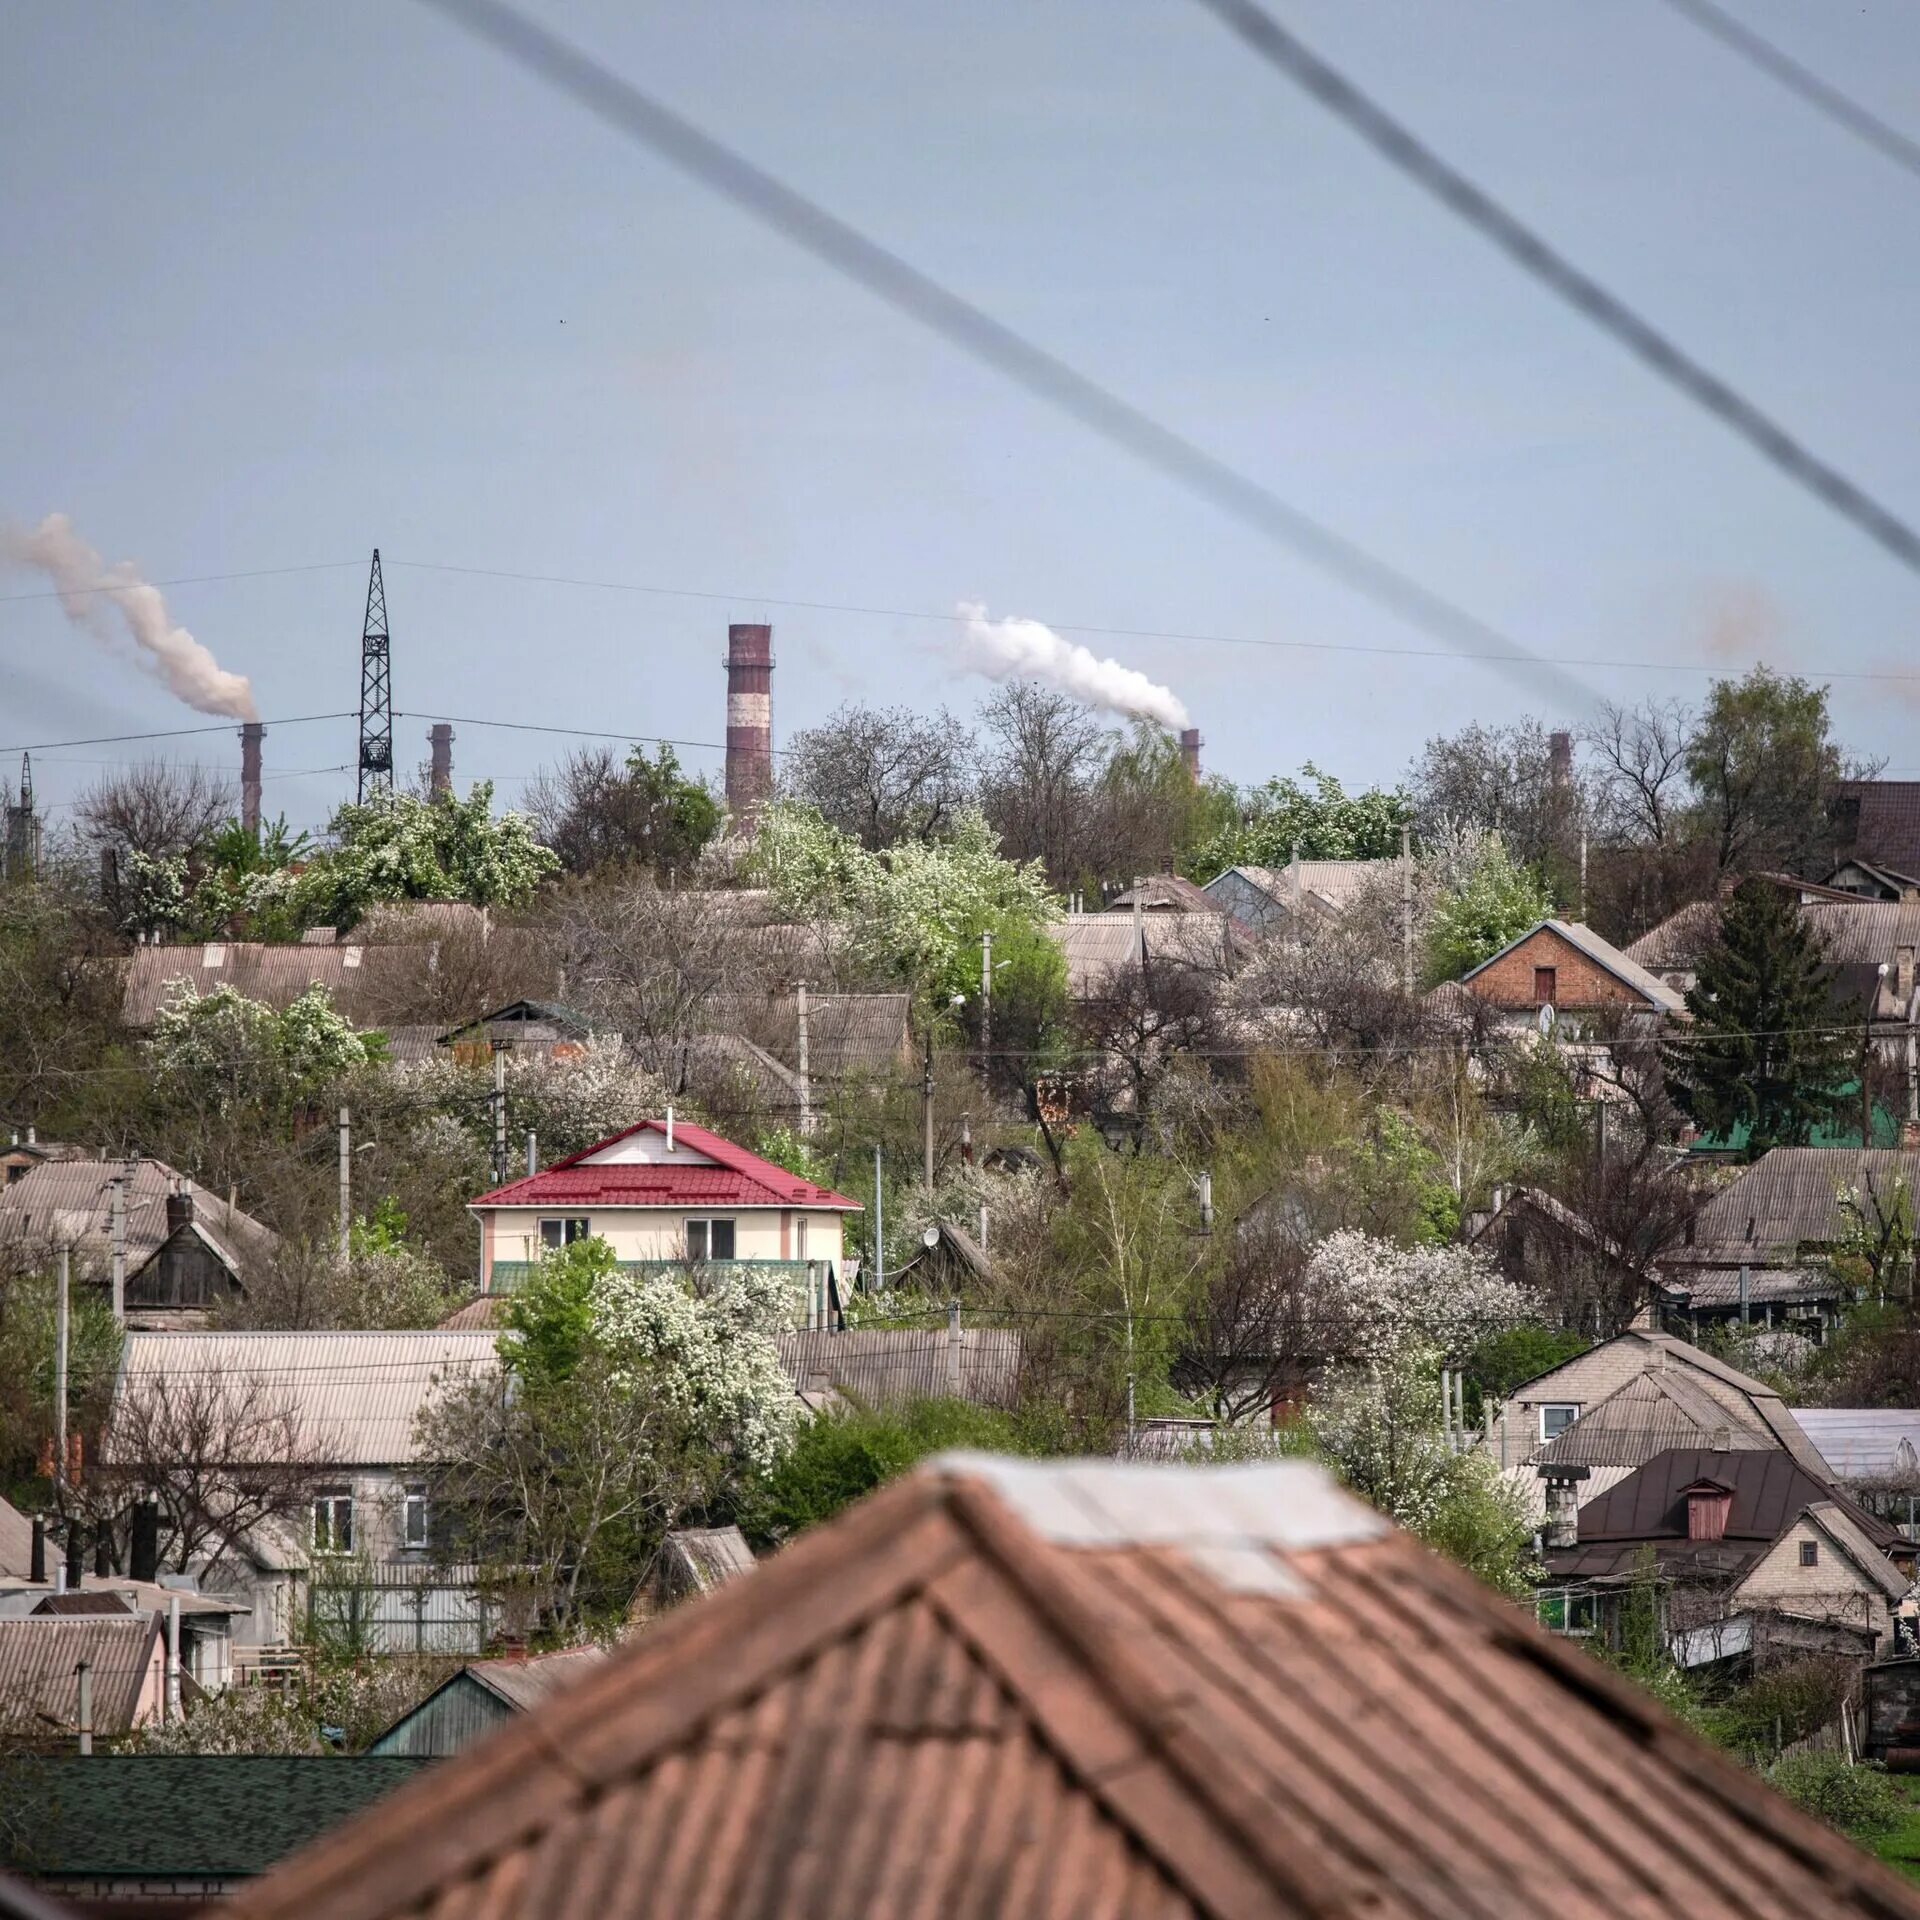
top-left (471, 1118), bottom-right (859, 1212)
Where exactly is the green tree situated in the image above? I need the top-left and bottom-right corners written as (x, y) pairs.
top-left (1424, 834), bottom-right (1552, 982)
top-left (1665, 878), bottom-right (1854, 1159)
top-left (528, 744), bottom-right (721, 876)
top-left (1184, 764), bottom-right (1412, 878)
top-left (1686, 667), bottom-right (1841, 875)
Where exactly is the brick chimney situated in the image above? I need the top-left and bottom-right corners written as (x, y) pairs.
top-left (724, 624), bottom-right (774, 824)
top-left (1539, 1464), bottom-right (1589, 1550)
top-left (165, 1184), bottom-right (193, 1237)
top-left (1178, 727), bottom-right (1202, 782)
top-left (239, 723), bottom-right (265, 837)
top-left (428, 723), bottom-right (454, 797)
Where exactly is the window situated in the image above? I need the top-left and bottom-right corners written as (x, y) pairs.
top-left (686, 1218), bottom-right (737, 1262)
top-left (1540, 1404), bottom-right (1579, 1441)
top-left (1533, 965), bottom-right (1558, 1005)
top-left (404, 1486), bottom-right (430, 1551)
top-left (312, 1491), bottom-right (354, 1555)
top-left (1537, 1589), bottom-right (1596, 1636)
top-left (1800, 1539), bottom-right (1820, 1568)
top-left (539, 1218), bottom-right (590, 1250)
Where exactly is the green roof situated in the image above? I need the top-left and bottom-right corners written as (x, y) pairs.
top-left (3, 1755), bottom-right (431, 1880)
top-left (1687, 1087), bottom-right (1904, 1155)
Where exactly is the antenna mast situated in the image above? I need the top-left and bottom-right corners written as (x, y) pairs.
top-left (356, 549), bottom-right (394, 803)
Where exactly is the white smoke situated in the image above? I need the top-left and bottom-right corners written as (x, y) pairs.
top-left (956, 601), bottom-right (1188, 731)
top-left (3, 513), bottom-right (258, 721)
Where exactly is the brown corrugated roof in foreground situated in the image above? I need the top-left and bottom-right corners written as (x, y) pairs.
top-left (230, 1455), bottom-right (1920, 1920)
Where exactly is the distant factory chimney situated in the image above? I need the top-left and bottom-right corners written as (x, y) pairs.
top-left (1178, 727), bottom-right (1202, 783)
top-left (724, 624), bottom-right (774, 822)
top-left (1548, 730), bottom-right (1573, 793)
top-left (239, 722), bottom-right (264, 837)
top-left (428, 722), bottom-right (454, 797)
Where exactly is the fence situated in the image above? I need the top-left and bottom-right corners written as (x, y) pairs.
top-left (306, 1563), bottom-right (490, 1657)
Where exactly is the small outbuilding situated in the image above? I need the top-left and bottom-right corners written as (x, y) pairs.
top-left (367, 1648), bottom-right (608, 1760)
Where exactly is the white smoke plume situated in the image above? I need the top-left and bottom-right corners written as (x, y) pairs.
top-left (956, 601), bottom-right (1189, 730)
top-left (3, 513), bottom-right (258, 721)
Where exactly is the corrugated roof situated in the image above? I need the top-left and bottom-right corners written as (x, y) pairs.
top-left (468, 1647), bottom-right (609, 1714)
top-left (1835, 778), bottom-right (1920, 877)
top-left (473, 1117), bottom-right (860, 1213)
top-left (0, 1158), bottom-right (276, 1285)
top-left (1688, 1147), bottom-right (1920, 1257)
top-left (0, 1499), bottom-right (33, 1581)
top-left (0, 1616), bottom-right (161, 1735)
top-left (3, 1756), bottom-right (430, 1879)
top-left (1799, 1410), bottom-right (1920, 1484)
top-left (776, 1328), bottom-right (1022, 1409)
top-left (1534, 1371), bottom-right (1775, 1470)
top-left (1049, 913), bottom-right (1234, 995)
top-left (1664, 1266), bottom-right (1841, 1308)
top-left (228, 1452), bottom-right (1920, 1920)
top-left (1216, 860), bottom-right (1386, 913)
top-left (114, 1331), bottom-right (500, 1467)
top-left (750, 993), bottom-right (912, 1081)
top-left (653, 1528), bottom-right (756, 1603)
top-left (1109, 874), bottom-right (1219, 913)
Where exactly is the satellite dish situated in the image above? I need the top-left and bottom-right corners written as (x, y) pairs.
top-left (1537, 1002), bottom-right (1557, 1037)
top-left (921, 1226), bottom-right (941, 1250)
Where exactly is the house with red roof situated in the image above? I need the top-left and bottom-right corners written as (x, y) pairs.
top-left (467, 1115), bottom-right (860, 1309)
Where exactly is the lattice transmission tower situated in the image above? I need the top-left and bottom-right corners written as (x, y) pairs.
top-left (356, 549), bottom-right (394, 802)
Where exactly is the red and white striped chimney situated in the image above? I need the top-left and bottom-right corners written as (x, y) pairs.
top-left (724, 624), bottom-right (774, 821)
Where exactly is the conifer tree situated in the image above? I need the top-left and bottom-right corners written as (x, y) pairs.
top-left (1665, 879), bottom-right (1853, 1160)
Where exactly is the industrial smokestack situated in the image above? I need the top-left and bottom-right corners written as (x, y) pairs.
top-left (1179, 727), bottom-right (1202, 782)
top-left (428, 722), bottom-right (454, 797)
top-left (724, 624), bottom-right (774, 822)
top-left (1549, 730), bottom-right (1573, 793)
top-left (240, 722), bottom-right (264, 836)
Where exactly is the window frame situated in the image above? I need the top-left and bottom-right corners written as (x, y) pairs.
top-left (1533, 965), bottom-right (1558, 1006)
top-left (1539, 1403), bottom-right (1579, 1442)
top-left (403, 1485), bottom-right (430, 1551)
top-left (312, 1489), bottom-right (355, 1556)
top-left (539, 1217), bottom-right (590, 1251)
top-left (1800, 1539), bottom-right (1820, 1568)
top-left (686, 1217), bottom-right (737, 1262)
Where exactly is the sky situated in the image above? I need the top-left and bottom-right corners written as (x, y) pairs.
top-left (4, 0), bottom-right (1920, 838)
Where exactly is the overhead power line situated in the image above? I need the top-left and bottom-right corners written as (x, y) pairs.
top-left (1653, 0), bottom-right (1920, 183)
top-left (415, 0), bottom-right (1590, 709)
top-left (1190, 0), bottom-right (1920, 578)
top-left (0, 561), bottom-right (363, 606)
top-left (0, 715), bottom-right (356, 757)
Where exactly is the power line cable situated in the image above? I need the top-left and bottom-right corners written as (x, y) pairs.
top-left (1652, 0), bottom-right (1920, 183)
top-left (0, 715), bottom-right (355, 757)
top-left (0, 561), bottom-right (364, 607)
top-left (413, 0), bottom-right (1590, 709)
top-left (1189, 0), bottom-right (1920, 577)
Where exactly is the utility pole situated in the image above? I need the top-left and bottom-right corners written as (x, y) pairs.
top-left (356, 549), bottom-right (394, 803)
top-left (1198, 1170), bottom-right (1214, 1233)
top-left (525, 1130), bottom-right (538, 1177)
top-left (872, 1146), bottom-right (885, 1292)
top-left (795, 981), bottom-right (812, 1136)
top-left (980, 928), bottom-right (993, 1061)
top-left (922, 1029), bottom-right (936, 1191)
top-left (337, 1108), bottom-right (352, 1261)
top-left (54, 1246), bottom-right (69, 1492)
top-left (109, 1173), bottom-right (127, 1327)
top-left (1578, 829), bottom-right (1589, 925)
top-left (492, 1049), bottom-right (508, 1187)
top-left (1400, 824), bottom-right (1413, 995)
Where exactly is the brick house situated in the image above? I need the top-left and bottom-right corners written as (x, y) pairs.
top-left (1457, 918), bottom-right (1686, 1020)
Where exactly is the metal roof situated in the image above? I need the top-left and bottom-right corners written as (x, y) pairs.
top-left (1214, 859), bottom-right (1386, 912)
top-left (0, 1616), bottom-right (161, 1735)
top-left (655, 1526), bottom-right (756, 1597)
top-left (1048, 912), bottom-right (1234, 996)
top-left (1533, 1371), bottom-right (1775, 1470)
top-left (227, 1454), bottom-right (1920, 1920)
top-left (1108, 874), bottom-right (1219, 913)
top-left (0, 1498), bottom-right (33, 1581)
top-left (1835, 778), bottom-right (1920, 877)
top-left (1664, 1266), bottom-right (1841, 1308)
top-left (115, 1331), bottom-right (501, 1467)
top-left (776, 1328), bottom-right (1022, 1409)
top-left (465, 1647), bottom-right (609, 1714)
top-left (1799, 1409), bottom-right (1920, 1485)
top-left (1688, 1147), bottom-right (1920, 1257)
top-left (1572, 1447), bottom-right (1897, 1551)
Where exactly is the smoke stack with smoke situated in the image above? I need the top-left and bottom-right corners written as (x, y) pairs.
top-left (1179, 727), bottom-right (1202, 782)
top-left (957, 602), bottom-right (1188, 731)
top-left (239, 723), bottom-right (264, 836)
top-left (2, 514), bottom-right (258, 721)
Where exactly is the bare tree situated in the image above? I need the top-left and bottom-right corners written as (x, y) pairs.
top-left (78, 760), bottom-right (234, 861)
top-left (783, 702), bottom-right (976, 850)
top-left (1585, 698), bottom-right (1694, 848)
top-left (522, 744), bottom-right (719, 878)
top-left (103, 1366), bottom-right (322, 1573)
top-left (1078, 952), bottom-right (1230, 1139)
top-left (1408, 718), bottom-right (1588, 880)
top-left (977, 684), bottom-right (1115, 888)
top-left (1172, 1215), bottom-right (1330, 1423)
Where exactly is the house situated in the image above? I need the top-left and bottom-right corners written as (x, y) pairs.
top-left (1827, 858), bottom-right (1920, 904)
top-left (1048, 908), bottom-right (1235, 997)
top-left (1832, 779), bottom-right (1920, 883)
top-left (0, 1577), bottom-right (248, 1696)
top-left (2, 1133), bottom-right (77, 1187)
top-left (647, 1526), bottom-right (755, 1610)
top-left (226, 1453), bottom-right (1920, 1920)
top-left (1108, 874), bottom-right (1219, 914)
top-left (112, 1330), bottom-right (501, 1657)
top-left (776, 1326), bottom-right (1022, 1410)
top-left (1657, 1147), bottom-right (1920, 1337)
top-left (435, 1000), bottom-right (593, 1063)
top-left (1484, 1330), bottom-right (1827, 1518)
top-left (889, 1217), bottom-right (1001, 1295)
top-left (0, 1158), bottom-right (276, 1322)
top-left (0, 1616), bottom-right (167, 1741)
top-left (367, 1649), bottom-right (608, 1759)
top-left (467, 1116), bottom-right (860, 1310)
top-left (1455, 918), bottom-right (1686, 1020)
top-left (1201, 857), bottom-right (1384, 933)
top-left (1, 1757), bottom-right (429, 1906)
top-left (1541, 1447), bottom-right (1914, 1669)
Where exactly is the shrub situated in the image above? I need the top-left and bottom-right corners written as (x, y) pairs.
top-left (1766, 1752), bottom-right (1904, 1840)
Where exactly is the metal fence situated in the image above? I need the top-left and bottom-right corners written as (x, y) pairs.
top-left (306, 1564), bottom-right (490, 1657)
